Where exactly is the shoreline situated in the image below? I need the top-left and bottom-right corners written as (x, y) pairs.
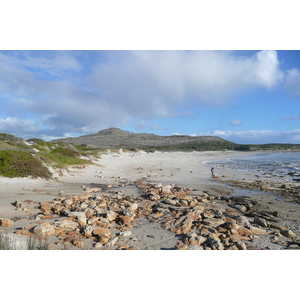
top-left (1, 150), bottom-right (300, 250)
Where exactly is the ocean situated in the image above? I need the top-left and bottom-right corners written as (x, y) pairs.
top-left (208, 151), bottom-right (300, 182)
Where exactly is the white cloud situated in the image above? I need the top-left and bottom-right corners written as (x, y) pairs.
top-left (0, 50), bottom-right (292, 139)
top-left (230, 119), bottom-right (243, 126)
top-left (0, 117), bottom-right (40, 137)
top-left (200, 129), bottom-right (300, 144)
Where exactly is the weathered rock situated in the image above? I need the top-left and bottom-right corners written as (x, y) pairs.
top-left (32, 222), bottom-right (55, 236)
top-left (52, 219), bottom-right (79, 230)
top-left (130, 203), bottom-right (138, 210)
top-left (236, 241), bottom-right (247, 250)
top-left (120, 230), bottom-right (132, 237)
top-left (164, 199), bottom-right (177, 206)
top-left (232, 215), bottom-right (251, 228)
top-left (106, 210), bottom-right (117, 222)
top-left (281, 230), bottom-right (297, 239)
top-left (179, 199), bottom-right (189, 206)
top-left (175, 241), bottom-right (188, 250)
top-left (188, 210), bottom-right (203, 220)
top-left (94, 242), bottom-right (103, 249)
top-left (153, 211), bottom-right (164, 219)
top-left (72, 239), bottom-right (84, 247)
top-left (161, 185), bottom-right (172, 195)
top-left (69, 212), bottom-right (87, 227)
top-left (202, 217), bottom-right (226, 228)
top-left (122, 208), bottom-right (135, 217)
top-left (202, 210), bottom-right (215, 219)
top-left (13, 200), bottom-right (23, 208)
top-left (0, 218), bottom-right (14, 227)
top-left (254, 217), bottom-right (269, 228)
top-left (93, 228), bottom-right (111, 236)
top-left (235, 205), bottom-right (247, 212)
top-left (83, 225), bottom-right (95, 237)
top-left (250, 226), bottom-right (268, 235)
top-left (117, 215), bottom-right (134, 225)
top-left (270, 223), bottom-right (287, 231)
top-left (206, 234), bottom-right (224, 250)
top-left (40, 203), bottom-right (53, 214)
top-left (105, 236), bottom-right (119, 247)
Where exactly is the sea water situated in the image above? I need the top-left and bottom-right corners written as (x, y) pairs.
top-left (208, 151), bottom-right (300, 182)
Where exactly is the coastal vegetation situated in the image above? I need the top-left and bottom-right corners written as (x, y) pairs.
top-left (0, 133), bottom-right (98, 179)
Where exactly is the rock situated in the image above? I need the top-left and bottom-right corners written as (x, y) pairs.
top-left (250, 226), bottom-right (268, 235)
top-left (164, 199), bottom-right (177, 206)
top-left (94, 242), bottom-right (103, 249)
top-left (105, 236), bottom-right (119, 247)
top-left (235, 205), bottom-right (247, 212)
top-left (188, 210), bottom-right (203, 220)
top-left (13, 200), bottom-right (23, 208)
top-left (99, 235), bottom-right (110, 244)
top-left (236, 241), bottom-right (247, 250)
top-left (0, 218), bottom-right (14, 227)
top-left (120, 231), bottom-right (132, 237)
top-left (281, 230), bottom-right (297, 239)
top-left (179, 199), bottom-right (189, 206)
top-left (161, 185), bottom-right (172, 195)
top-left (32, 222), bottom-right (55, 236)
top-left (123, 208), bottom-right (135, 217)
top-left (201, 210), bottom-right (215, 219)
top-left (175, 242), bottom-right (188, 250)
top-left (153, 212), bottom-right (164, 219)
top-left (178, 217), bottom-right (193, 234)
top-left (202, 217), bottom-right (226, 228)
top-left (93, 228), bottom-right (111, 236)
top-left (117, 215), bottom-right (134, 225)
top-left (130, 203), bottom-right (138, 210)
top-left (83, 226), bottom-right (95, 237)
top-left (232, 215), bottom-right (251, 228)
top-left (254, 217), bottom-right (269, 227)
top-left (69, 212), bottom-right (87, 227)
top-left (72, 239), bottom-right (84, 247)
top-left (85, 208), bottom-right (95, 218)
top-left (106, 211), bottom-right (117, 222)
top-left (39, 203), bottom-right (53, 214)
top-left (52, 219), bottom-right (79, 230)
top-left (206, 234), bottom-right (224, 250)
top-left (270, 223), bottom-right (287, 231)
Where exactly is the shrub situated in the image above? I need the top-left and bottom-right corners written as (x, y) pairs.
top-left (0, 150), bottom-right (52, 179)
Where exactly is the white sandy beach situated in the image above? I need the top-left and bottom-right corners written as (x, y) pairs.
top-left (0, 150), bottom-right (257, 219)
top-left (1, 150), bottom-right (300, 251)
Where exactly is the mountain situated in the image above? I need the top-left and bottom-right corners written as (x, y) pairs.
top-left (51, 127), bottom-right (238, 151)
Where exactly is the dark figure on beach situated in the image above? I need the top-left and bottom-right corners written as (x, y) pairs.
top-left (211, 167), bottom-right (215, 177)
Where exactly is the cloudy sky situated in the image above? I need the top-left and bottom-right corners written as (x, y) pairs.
top-left (1, 50), bottom-right (300, 144)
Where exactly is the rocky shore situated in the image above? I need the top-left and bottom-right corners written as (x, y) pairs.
top-left (1, 150), bottom-right (299, 250)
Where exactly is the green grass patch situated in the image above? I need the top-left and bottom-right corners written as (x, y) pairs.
top-left (39, 148), bottom-right (91, 168)
top-left (0, 150), bottom-right (52, 179)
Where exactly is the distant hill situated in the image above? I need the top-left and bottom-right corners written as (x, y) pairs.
top-left (51, 127), bottom-right (238, 151)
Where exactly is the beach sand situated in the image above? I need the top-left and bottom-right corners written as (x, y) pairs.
top-left (1, 150), bottom-right (300, 250)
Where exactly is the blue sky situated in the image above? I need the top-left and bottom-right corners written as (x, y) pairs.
top-left (1, 50), bottom-right (300, 144)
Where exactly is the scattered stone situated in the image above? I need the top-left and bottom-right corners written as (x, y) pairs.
top-left (281, 230), bottom-right (297, 239)
top-left (0, 218), bottom-right (14, 227)
top-left (254, 217), bottom-right (269, 228)
top-left (32, 222), bottom-right (55, 236)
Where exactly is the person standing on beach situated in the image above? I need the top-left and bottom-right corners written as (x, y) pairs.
top-left (211, 166), bottom-right (215, 177)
